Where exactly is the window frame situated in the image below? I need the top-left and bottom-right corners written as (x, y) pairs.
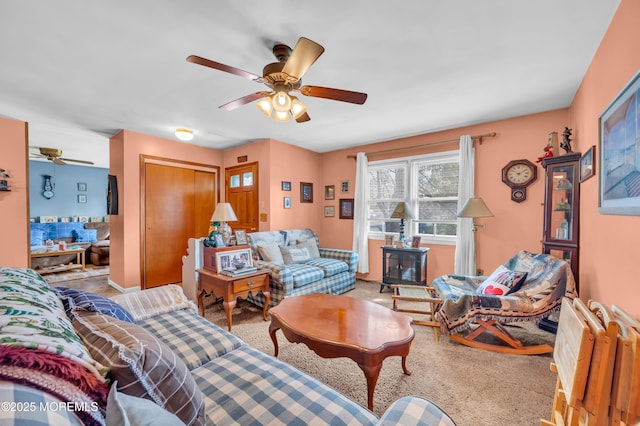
top-left (367, 150), bottom-right (460, 245)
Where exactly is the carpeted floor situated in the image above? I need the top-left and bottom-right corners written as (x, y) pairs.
top-left (201, 282), bottom-right (557, 426)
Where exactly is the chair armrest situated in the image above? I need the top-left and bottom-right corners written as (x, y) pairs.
top-left (254, 261), bottom-right (293, 293)
top-left (376, 396), bottom-right (456, 426)
top-left (318, 248), bottom-right (359, 273)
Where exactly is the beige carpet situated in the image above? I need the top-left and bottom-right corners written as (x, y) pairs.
top-left (201, 282), bottom-right (557, 426)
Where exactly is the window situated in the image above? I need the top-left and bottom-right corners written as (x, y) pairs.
top-left (367, 150), bottom-right (459, 244)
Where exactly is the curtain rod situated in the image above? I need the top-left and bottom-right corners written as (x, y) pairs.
top-left (346, 132), bottom-right (496, 159)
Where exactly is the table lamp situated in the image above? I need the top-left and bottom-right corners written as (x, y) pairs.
top-left (391, 201), bottom-right (416, 245)
top-left (210, 203), bottom-right (238, 245)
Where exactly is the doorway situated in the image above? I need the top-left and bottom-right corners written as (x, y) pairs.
top-left (142, 159), bottom-right (218, 288)
top-left (225, 162), bottom-right (259, 234)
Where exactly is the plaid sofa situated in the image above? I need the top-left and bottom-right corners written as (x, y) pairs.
top-left (0, 267), bottom-right (456, 425)
top-left (246, 229), bottom-right (358, 308)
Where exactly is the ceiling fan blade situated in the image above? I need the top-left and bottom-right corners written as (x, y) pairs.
top-left (281, 37), bottom-right (325, 81)
top-left (219, 91), bottom-right (271, 111)
top-left (295, 112), bottom-right (311, 123)
top-left (299, 85), bottom-right (368, 105)
top-left (52, 158), bottom-right (66, 165)
top-left (186, 55), bottom-right (263, 82)
top-left (60, 157), bottom-right (95, 165)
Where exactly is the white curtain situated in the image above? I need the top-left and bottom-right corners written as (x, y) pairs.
top-left (454, 135), bottom-right (475, 275)
top-left (352, 152), bottom-right (369, 273)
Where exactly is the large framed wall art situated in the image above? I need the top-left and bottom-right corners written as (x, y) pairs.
top-left (598, 70), bottom-right (640, 215)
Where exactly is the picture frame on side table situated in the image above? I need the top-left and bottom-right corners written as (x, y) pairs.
top-left (214, 234), bottom-right (226, 248)
top-left (215, 248), bottom-right (253, 271)
top-left (411, 236), bottom-right (421, 248)
top-left (339, 198), bottom-right (354, 219)
top-left (384, 234), bottom-right (395, 246)
top-left (599, 70), bottom-right (640, 215)
top-left (324, 185), bottom-right (335, 200)
top-left (324, 206), bottom-right (335, 217)
top-left (580, 145), bottom-right (596, 183)
top-left (235, 230), bottom-right (247, 245)
top-left (300, 182), bottom-right (313, 203)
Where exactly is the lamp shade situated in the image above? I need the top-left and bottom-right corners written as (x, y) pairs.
top-left (391, 202), bottom-right (416, 220)
top-left (210, 203), bottom-right (238, 222)
top-left (457, 197), bottom-right (494, 218)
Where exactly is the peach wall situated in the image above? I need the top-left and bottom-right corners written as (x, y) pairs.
top-left (222, 139), bottom-right (323, 232)
top-left (110, 130), bottom-right (223, 290)
top-left (320, 110), bottom-right (570, 282)
top-left (569, 0), bottom-right (640, 316)
top-left (0, 118), bottom-right (29, 267)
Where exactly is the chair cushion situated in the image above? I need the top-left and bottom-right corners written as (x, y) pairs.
top-left (73, 311), bottom-right (205, 426)
top-left (287, 263), bottom-right (325, 288)
top-left (280, 246), bottom-right (311, 264)
top-left (55, 286), bottom-right (134, 323)
top-left (257, 242), bottom-right (284, 264)
top-left (304, 257), bottom-right (349, 277)
top-left (477, 265), bottom-right (528, 296)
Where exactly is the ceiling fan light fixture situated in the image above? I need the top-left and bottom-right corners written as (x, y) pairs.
top-left (290, 96), bottom-right (307, 119)
top-left (175, 128), bottom-right (194, 141)
top-left (272, 110), bottom-right (291, 122)
top-left (271, 87), bottom-right (292, 113)
top-left (256, 97), bottom-right (273, 117)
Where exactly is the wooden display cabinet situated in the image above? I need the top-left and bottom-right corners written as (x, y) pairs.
top-left (380, 246), bottom-right (429, 292)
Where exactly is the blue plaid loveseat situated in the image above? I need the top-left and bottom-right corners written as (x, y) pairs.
top-left (246, 229), bottom-right (358, 308)
top-left (0, 267), bottom-right (456, 425)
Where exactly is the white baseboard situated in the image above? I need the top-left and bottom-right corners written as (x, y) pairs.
top-left (107, 279), bottom-right (139, 294)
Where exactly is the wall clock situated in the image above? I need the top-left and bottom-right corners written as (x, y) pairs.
top-left (501, 159), bottom-right (537, 202)
top-left (42, 174), bottom-right (54, 199)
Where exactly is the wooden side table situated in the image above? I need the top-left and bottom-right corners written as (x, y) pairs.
top-left (196, 268), bottom-right (270, 331)
top-left (391, 284), bottom-right (442, 342)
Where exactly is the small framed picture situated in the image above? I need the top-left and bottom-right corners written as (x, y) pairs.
top-left (300, 182), bottom-right (313, 203)
top-left (215, 248), bottom-right (253, 271)
top-left (339, 198), bottom-right (354, 219)
top-left (77, 182), bottom-right (87, 191)
top-left (281, 181), bottom-right (291, 191)
top-left (284, 196), bottom-right (291, 209)
top-left (235, 230), bottom-right (247, 245)
top-left (384, 234), bottom-right (395, 246)
top-left (580, 145), bottom-right (596, 183)
top-left (411, 236), bottom-right (421, 248)
top-left (341, 180), bottom-right (350, 193)
top-left (324, 185), bottom-right (335, 200)
top-left (77, 194), bottom-right (87, 203)
top-left (324, 206), bottom-right (335, 217)
top-left (214, 234), bottom-right (226, 248)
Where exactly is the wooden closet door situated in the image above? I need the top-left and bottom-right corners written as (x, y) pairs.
top-left (144, 164), bottom-right (195, 288)
top-left (195, 170), bottom-right (216, 238)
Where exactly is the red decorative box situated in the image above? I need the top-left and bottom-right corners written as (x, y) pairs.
top-left (203, 244), bottom-right (251, 272)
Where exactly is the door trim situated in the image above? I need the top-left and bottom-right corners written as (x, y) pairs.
top-left (140, 154), bottom-right (220, 288)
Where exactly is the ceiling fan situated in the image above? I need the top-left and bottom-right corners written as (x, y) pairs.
top-left (187, 37), bottom-right (368, 123)
top-left (30, 147), bottom-right (94, 166)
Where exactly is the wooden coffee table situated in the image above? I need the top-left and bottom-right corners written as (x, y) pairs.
top-left (268, 293), bottom-right (414, 410)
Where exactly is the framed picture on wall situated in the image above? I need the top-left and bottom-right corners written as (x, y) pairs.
top-left (77, 182), bottom-right (87, 191)
top-left (580, 145), bottom-right (596, 182)
top-left (300, 182), bottom-right (313, 203)
top-left (284, 197), bottom-right (291, 209)
top-left (599, 70), bottom-right (640, 215)
top-left (324, 206), bottom-right (335, 217)
top-left (77, 194), bottom-right (87, 203)
top-left (282, 181), bottom-right (291, 191)
top-left (341, 180), bottom-right (350, 193)
top-left (324, 185), bottom-right (335, 200)
top-left (339, 198), bottom-right (354, 219)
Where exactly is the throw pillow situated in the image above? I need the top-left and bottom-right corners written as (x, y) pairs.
top-left (30, 229), bottom-right (45, 246)
top-left (477, 265), bottom-right (528, 296)
top-left (296, 238), bottom-right (320, 258)
top-left (72, 228), bottom-right (98, 242)
top-left (280, 246), bottom-right (311, 264)
top-left (55, 286), bottom-right (135, 323)
top-left (106, 381), bottom-right (186, 426)
top-left (73, 312), bottom-right (205, 426)
top-left (257, 242), bottom-right (285, 264)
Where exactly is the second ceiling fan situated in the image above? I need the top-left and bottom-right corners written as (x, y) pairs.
top-left (187, 37), bottom-right (367, 123)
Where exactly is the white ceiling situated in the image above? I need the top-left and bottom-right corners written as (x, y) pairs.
top-left (0, 1), bottom-right (620, 169)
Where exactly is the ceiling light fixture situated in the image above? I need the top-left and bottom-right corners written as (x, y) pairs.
top-left (175, 128), bottom-right (194, 141)
top-left (255, 91), bottom-right (307, 123)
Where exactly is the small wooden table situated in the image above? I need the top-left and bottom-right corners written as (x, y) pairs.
top-left (269, 293), bottom-right (414, 410)
top-left (196, 268), bottom-right (270, 331)
top-left (392, 284), bottom-right (442, 342)
top-left (30, 247), bottom-right (86, 274)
